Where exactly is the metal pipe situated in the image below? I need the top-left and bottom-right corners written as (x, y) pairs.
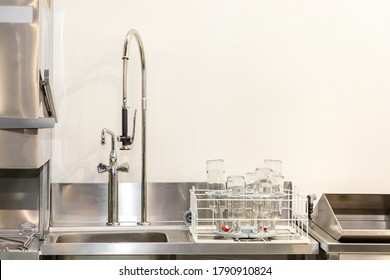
top-left (121, 29), bottom-right (149, 226)
top-left (107, 165), bottom-right (119, 226)
top-left (99, 128), bottom-right (120, 226)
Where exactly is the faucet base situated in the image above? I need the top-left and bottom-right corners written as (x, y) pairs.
top-left (137, 221), bottom-right (151, 226)
top-left (120, 145), bottom-right (131, 150)
top-left (106, 222), bottom-right (120, 226)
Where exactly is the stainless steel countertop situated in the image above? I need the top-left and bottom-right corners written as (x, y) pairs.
top-left (309, 222), bottom-right (390, 254)
top-left (41, 225), bottom-right (319, 256)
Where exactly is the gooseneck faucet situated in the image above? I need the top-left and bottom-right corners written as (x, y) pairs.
top-left (98, 128), bottom-right (129, 226)
top-left (120, 29), bottom-right (149, 226)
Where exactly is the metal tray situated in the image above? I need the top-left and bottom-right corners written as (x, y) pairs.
top-left (312, 193), bottom-right (390, 242)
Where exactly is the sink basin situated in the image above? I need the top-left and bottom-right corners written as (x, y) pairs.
top-left (56, 232), bottom-right (168, 243)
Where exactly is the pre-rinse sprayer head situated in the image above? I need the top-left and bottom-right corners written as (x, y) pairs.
top-left (117, 108), bottom-right (137, 150)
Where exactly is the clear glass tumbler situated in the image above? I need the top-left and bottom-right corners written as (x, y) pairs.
top-left (258, 196), bottom-right (273, 232)
top-left (245, 172), bottom-right (257, 194)
top-left (227, 175), bottom-right (245, 234)
top-left (206, 159), bottom-right (226, 192)
top-left (206, 159), bottom-right (226, 232)
top-left (264, 159), bottom-right (282, 176)
top-left (245, 172), bottom-right (257, 226)
top-left (271, 175), bottom-right (284, 224)
top-left (271, 175), bottom-right (284, 193)
top-left (255, 167), bottom-right (272, 193)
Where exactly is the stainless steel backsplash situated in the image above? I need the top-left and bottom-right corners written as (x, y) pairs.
top-left (50, 182), bottom-right (204, 226)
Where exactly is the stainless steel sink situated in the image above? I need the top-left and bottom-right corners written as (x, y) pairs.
top-left (56, 232), bottom-right (168, 243)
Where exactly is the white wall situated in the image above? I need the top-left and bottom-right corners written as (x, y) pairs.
top-left (52, 0), bottom-right (390, 199)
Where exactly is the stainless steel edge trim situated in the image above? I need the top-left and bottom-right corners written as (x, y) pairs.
top-left (309, 222), bottom-right (390, 254)
top-left (0, 117), bottom-right (55, 129)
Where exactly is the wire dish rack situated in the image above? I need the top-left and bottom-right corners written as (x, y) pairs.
top-left (189, 183), bottom-right (310, 243)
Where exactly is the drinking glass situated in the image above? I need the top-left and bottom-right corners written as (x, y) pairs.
top-left (258, 196), bottom-right (273, 232)
top-left (227, 175), bottom-right (245, 234)
top-left (271, 175), bottom-right (284, 225)
top-left (206, 159), bottom-right (225, 192)
top-left (206, 159), bottom-right (226, 232)
top-left (264, 159), bottom-right (282, 176)
top-left (255, 167), bottom-right (272, 193)
top-left (245, 172), bottom-right (257, 194)
top-left (271, 175), bottom-right (284, 193)
top-left (245, 172), bottom-right (257, 226)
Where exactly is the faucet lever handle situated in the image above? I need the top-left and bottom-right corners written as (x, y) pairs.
top-left (97, 163), bottom-right (109, 173)
top-left (131, 109), bottom-right (137, 142)
top-left (117, 162), bottom-right (130, 173)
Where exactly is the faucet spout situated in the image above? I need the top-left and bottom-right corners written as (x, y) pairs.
top-left (101, 128), bottom-right (116, 152)
top-left (120, 29), bottom-right (149, 226)
top-left (122, 30), bottom-right (146, 106)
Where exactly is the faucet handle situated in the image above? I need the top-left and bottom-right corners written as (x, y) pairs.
top-left (130, 109), bottom-right (137, 143)
top-left (97, 163), bottom-right (109, 173)
top-left (117, 162), bottom-right (130, 173)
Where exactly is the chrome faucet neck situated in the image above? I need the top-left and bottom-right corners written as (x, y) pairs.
top-left (121, 29), bottom-right (149, 226)
top-left (119, 29), bottom-right (146, 151)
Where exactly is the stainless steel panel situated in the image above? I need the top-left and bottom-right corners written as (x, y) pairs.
top-left (0, 0), bottom-right (40, 118)
top-left (51, 183), bottom-right (107, 226)
top-left (311, 194), bottom-right (342, 240)
top-left (0, 251), bottom-right (39, 260)
top-left (51, 183), bottom-right (141, 226)
top-left (42, 243), bottom-right (318, 258)
top-left (309, 222), bottom-right (390, 259)
top-left (51, 183), bottom-right (201, 226)
top-left (0, 0), bottom-right (54, 169)
top-left (312, 193), bottom-right (390, 242)
top-left (0, 169), bottom-right (40, 229)
top-left (147, 183), bottom-right (197, 222)
top-left (0, 6), bottom-right (33, 23)
top-left (0, 162), bottom-right (49, 238)
top-left (339, 254), bottom-right (390, 260)
top-left (0, 117), bottom-right (54, 129)
top-left (0, 128), bottom-right (51, 168)
top-left (0, 0), bottom-right (54, 119)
